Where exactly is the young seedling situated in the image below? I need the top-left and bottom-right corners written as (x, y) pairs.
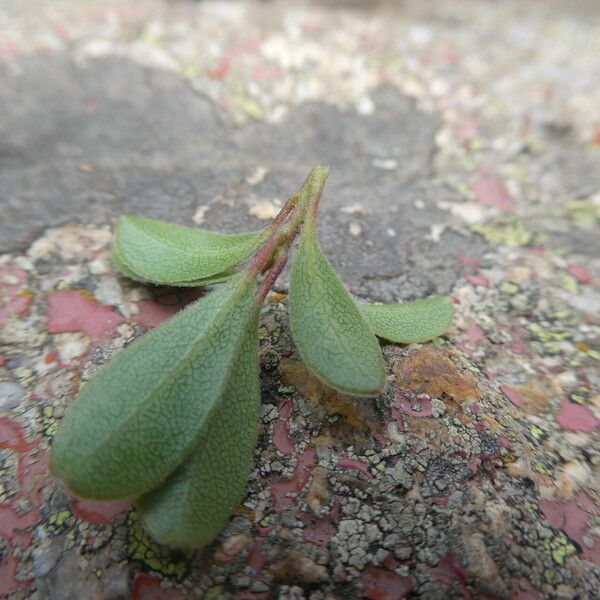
top-left (50, 165), bottom-right (453, 548)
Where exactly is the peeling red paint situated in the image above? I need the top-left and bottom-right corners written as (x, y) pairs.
top-left (431, 496), bottom-right (449, 506)
top-left (394, 389), bottom-right (433, 418)
top-left (132, 300), bottom-right (180, 329)
top-left (336, 454), bottom-right (373, 479)
top-left (0, 552), bottom-right (22, 597)
top-left (71, 497), bottom-right (132, 525)
top-left (271, 448), bottom-right (316, 511)
top-left (472, 176), bottom-right (513, 213)
top-left (465, 319), bottom-right (485, 347)
top-left (567, 265), bottom-right (592, 284)
top-left (272, 399), bottom-right (294, 456)
top-left (297, 506), bottom-right (339, 546)
top-left (47, 290), bottom-right (125, 339)
top-left (206, 56), bottom-right (230, 80)
top-left (458, 255), bottom-right (481, 267)
top-left (429, 553), bottom-right (468, 595)
top-left (497, 435), bottom-right (511, 449)
top-left (390, 405), bottom-right (406, 432)
top-left (555, 399), bottom-right (599, 432)
top-left (0, 417), bottom-right (35, 453)
top-left (507, 327), bottom-right (527, 355)
top-left (361, 566), bottom-right (415, 600)
top-left (464, 273), bottom-right (490, 287)
top-left (539, 492), bottom-right (600, 565)
top-left (0, 504), bottom-right (40, 544)
top-left (132, 573), bottom-right (186, 600)
top-left (500, 384), bottom-right (523, 408)
top-left (44, 350), bottom-right (59, 364)
top-left (245, 540), bottom-right (268, 576)
top-left (0, 263), bottom-right (32, 328)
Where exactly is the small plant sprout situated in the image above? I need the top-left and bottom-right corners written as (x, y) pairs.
top-left (50, 165), bottom-right (453, 548)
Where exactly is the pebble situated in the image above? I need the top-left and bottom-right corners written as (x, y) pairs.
top-left (0, 381), bottom-right (26, 412)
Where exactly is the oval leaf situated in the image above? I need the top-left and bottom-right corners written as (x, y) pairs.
top-left (114, 216), bottom-right (266, 284)
top-left (359, 296), bottom-right (453, 344)
top-left (111, 246), bottom-right (235, 287)
top-left (136, 315), bottom-right (260, 548)
top-left (289, 226), bottom-right (385, 396)
top-left (50, 275), bottom-right (258, 500)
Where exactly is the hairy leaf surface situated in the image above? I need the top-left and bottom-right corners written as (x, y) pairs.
top-left (137, 314), bottom-right (260, 548)
top-left (114, 216), bottom-right (265, 284)
top-left (289, 225), bottom-right (385, 396)
top-left (111, 246), bottom-right (234, 287)
top-left (50, 275), bottom-right (258, 500)
top-left (360, 296), bottom-right (453, 343)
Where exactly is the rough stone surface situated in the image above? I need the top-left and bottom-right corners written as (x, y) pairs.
top-left (1, 1), bottom-right (599, 599)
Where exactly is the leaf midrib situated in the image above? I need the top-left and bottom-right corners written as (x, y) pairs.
top-left (175, 325), bottom-right (259, 525)
top-left (297, 236), bottom-right (380, 388)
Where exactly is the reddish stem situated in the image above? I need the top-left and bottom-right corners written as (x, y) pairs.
top-left (255, 251), bottom-right (288, 304)
top-left (268, 193), bottom-right (298, 229)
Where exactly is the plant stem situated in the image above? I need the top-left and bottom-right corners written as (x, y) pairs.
top-left (255, 249), bottom-right (288, 304)
top-left (246, 164), bottom-right (330, 293)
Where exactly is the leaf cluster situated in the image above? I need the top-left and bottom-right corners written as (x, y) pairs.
top-left (50, 165), bottom-right (453, 548)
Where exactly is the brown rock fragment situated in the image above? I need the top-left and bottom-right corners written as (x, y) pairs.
top-left (213, 533), bottom-right (252, 566)
top-left (269, 550), bottom-right (329, 584)
top-left (394, 347), bottom-right (480, 410)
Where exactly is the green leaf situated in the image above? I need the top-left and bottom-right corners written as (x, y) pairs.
top-left (359, 296), bottom-right (453, 344)
top-left (136, 314), bottom-right (260, 548)
top-left (50, 274), bottom-right (259, 500)
top-left (289, 224), bottom-right (385, 396)
top-left (114, 216), bottom-right (266, 285)
top-left (111, 246), bottom-right (235, 287)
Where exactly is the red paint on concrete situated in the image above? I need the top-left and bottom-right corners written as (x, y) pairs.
top-left (302, 518), bottom-right (336, 546)
top-left (206, 56), bottom-right (230, 80)
top-left (0, 504), bottom-right (40, 543)
top-left (271, 448), bottom-right (316, 511)
top-left (429, 552), bottom-right (468, 591)
top-left (246, 540), bottom-right (268, 576)
top-left (0, 417), bottom-right (35, 453)
top-left (47, 290), bottom-right (125, 339)
top-left (465, 320), bottom-right (486, 347)
top-left (567, 265), bottom-right (592, 284)
top-left (555, 400), bottom-right (599, 432)
top-left (394, 389), bottom-right (433, 418)
top-left (361, 566), bottom-right (415, 600)
top-left (272, 399), bottom-right (294, 455)
top-left (132, 573), bottom-right (187, 600)
top-left (0, 263), bottom-right (32, 328)
top-left (464, 273), bottom-right (491, 287)
top-left (500, 384), bottom-right (524, 408)
top-left (539, 492), bottom-right (600, 566)
top-left (337, 454), bottom-right (373, 479)
top-left (507, 327), bottom-right (527, 355)
top-left (458, 254), bottom-right (481, 267)
top-left (472, 176), bottom-right (514, 213)
top-left (0, 553), bottom-right (22, 597)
